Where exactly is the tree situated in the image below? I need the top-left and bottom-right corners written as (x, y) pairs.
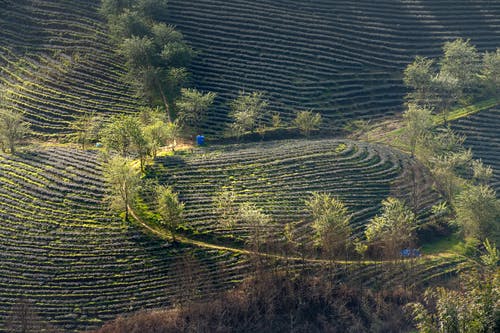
top-left (229, 91), bottom-right (269, 137)
top-left (293, 110), bottom-right (322, 137)
top-left (104, 156), bottom-right (141, 221)
top-left (482, 49), bottom-right (500, 96)
top-left (176, 88), bottom-right (216, 131)
top-left (402, 104), bottom-right (433, 157)
top-left (403, 56), bottom-right (435, 106)
top-left (0, 108), bottom-right (30, 154)
top-left (156, 185), bottom-right (184, 242)
top-left (472, 159), bottom-right (493, 185)
top-left (213, 189), bottom-right (238, 229)
top-left (365, 197), bottom-right (417, 257)
top-left (408, 240), bottom-right (499, 333)
top-left (71, 112), bottom-right (102, 149)
top-left (454, 185), bottom-right (500, 243)
top-left (305, 192), bottom-right (352, 257)
top-left (440, 38), bottom-right (481, 95)
top-left (101, 114), bottom-right (147, 165)
top-left (144, 119), bottom-right (168, 158)
top-left (237, 202), bottom-right (271, 252)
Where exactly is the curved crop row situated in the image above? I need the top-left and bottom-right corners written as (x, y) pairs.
top-left (0, 0), bottom-right (140, 137)
top-left (165, 0), bottom-right (500, 135)
top-left (0, 147), bottom-right (248, 332)
top-left (148, 139), bottom-right (440, 243)
top-left (452, 107), bottom-right (500, 192)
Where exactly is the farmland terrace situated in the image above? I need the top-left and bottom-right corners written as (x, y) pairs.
top-left (452, 107), bottom-right (500, 193)
top-left (166, 0), bottom-right (500, 134)
top-left (0, 147), bottom-right (248, 331)
top-left (147, 139), bottom-right (440, 244)
top-left (0, 0), bottom-right (139, 137)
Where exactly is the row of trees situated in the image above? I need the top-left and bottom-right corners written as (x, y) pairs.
top-left (228, 91), bottom-right (322, 138)
top-left (402, 104), bottom-right (499, 243)
top-left (404, 39), bottom-right (499, 124)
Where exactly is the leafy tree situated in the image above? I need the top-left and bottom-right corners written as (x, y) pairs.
top-left (403, 56), bottom-right (435, 106)
top-left (143, 119), bottom-right (168, 158)
top-left (454, 185), bottom-right (500, 243)
top-left (0, 108), bottom-right (30, 154)
top-left (293, 110), bottom-right (322, 137)
top-left (472, 159), bottom-right (494, 185)
top-left (99, 0), bottom-right (132, 17)
top-left (101, 115), bottom-right (149, 170)
top-left (101, 115), bottom-right (142, 154)
top-left (305, 192), bottom-right (352, 257)
top-left (135, 0), bottom-right (169, 20)
top-left (104, 156), bottom-right (141, 221)
top-left (365, 197), bottom-right (417, 257)
top-left (482, 49), bottom-right (500, 96)
top-left (176, 88), bottom-right (216, 131)
top-left (119, 35), bottom-right (155, 69)
top-left (213, 189), bottom-right (238, 229)
top-left (156, 185), bottom-right (184, 242)
top-left (408, 240), bottom-right (499, 333)
top-left (402, 104), bottom-right (433, 157)
top-left (238, 202), bottom-right (271, 252)
top-left (440, 38), bottom-right (481, 95)
top-left (108, 10), bottom-right (149, 41)
top-left (229, 91), bottom-right (269, 137)
top-left (71, 112), bottom-right (102, 149)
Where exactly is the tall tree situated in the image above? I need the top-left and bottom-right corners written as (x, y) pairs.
top-left (71, 112), bottom-right (102, 150)
top-left (0, 108), bottom-right (30, 154)
top-left (229, 91), bottom-right (269, 137)
top-left (482, 48), bottom-right (500, 96)
top-left (104, 156), bottom-right (141, 221)
top-left (176, 88), bottom-right (217, 132)
top-left (237, 202), bottom-right (271, 252)
top-left (156, 185), bottom-right (184, 242)
top-left (365, 197), bottom-right (417, 258)
top-left (403, 55), bottom-right (435, 107)
top-left (402, 104), bottom-right (433, 157)
top-left (440, 38), bottom-right (481, 95)
top-left (455, 185), bottom-right (500, 243)
top-left (305, 192), bottom-right (352, 257)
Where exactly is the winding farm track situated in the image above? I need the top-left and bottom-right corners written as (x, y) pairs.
top-left (0, 148), bottom-right (247, 331)
top-left (166, 0), bottom-right (500, 134)
top-left (148, 139), bottom-right (440, 243)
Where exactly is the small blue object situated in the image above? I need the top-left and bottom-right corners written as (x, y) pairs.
top-left (401, 248), bottom-right (421, 258)
top-left (196, 135), bottom-right (205, 146)
top-left (95, 142), bottom-right (103, 148)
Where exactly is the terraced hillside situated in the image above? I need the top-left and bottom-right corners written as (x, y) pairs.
top-left (0, 0), bottom-right (139, 136)
top-left (452, 108), bottom-right (500, 192)
top-left (0, 147), bottom-right (248, 331)
top-left (148, 139), bottom-right (440, 244)
top-left (166, 0), bottom-right (500, 134)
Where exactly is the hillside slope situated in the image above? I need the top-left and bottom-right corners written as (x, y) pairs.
top-left (452, 107), bottom-right (500, 192)
top-left (0, 147), bottom-right (247, 331)
top-left (148, 139), bottom-right (440, 244)
top-left (166, 0), bottom-right (500, 134)
top-left (0, 0), bottom-right (139, 136)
